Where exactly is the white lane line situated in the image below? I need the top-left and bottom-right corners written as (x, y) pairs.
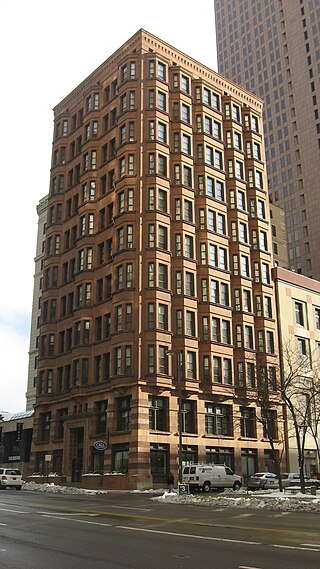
top-left (38, 512), bottom-right (98, 517)
top-left (41, 515), bottom-right (112, 528)
top-left (37, 515), bottom-right (320, 554)
top-left (232, 513), bottom-right (254, 519)
top-left (271, 544), bottom-right (320, 552)
top-left (0, 523), bottom-right (7, 526)
top-left (272, 512), bottom-right (290, 517)
top-left (0, 508), bottom-right (29, 514)
top-left (300, 543), bottom-right (320, 547)
top-left (116, 525), bottom-right (261, 545)
top-left (109, 505), bottom-right (151, 512)
top-left (0, 549), bottom-right (7, 552)
top-left (239, 566), bottom-right (263, 569)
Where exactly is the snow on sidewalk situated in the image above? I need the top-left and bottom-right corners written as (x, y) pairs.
top-left (21, 482), bottom-right (320, 513)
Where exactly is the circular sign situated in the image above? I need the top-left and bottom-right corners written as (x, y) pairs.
top-left (94, 440), bottom-right (107, 451)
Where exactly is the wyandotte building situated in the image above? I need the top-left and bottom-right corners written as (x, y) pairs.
top-left (29, 29), bottom-right (284, 489)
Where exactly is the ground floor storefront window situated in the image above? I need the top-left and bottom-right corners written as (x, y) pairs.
top-left (52, 450), bottom-right (63, 475)
top-left (112, 443), bottom-right (129, 473)
top-left (182, 445), bottom-right (198, 466)
top-left (90, 448), bottom-right (105, 474)
top-left (241, 448), bottom-right (257, 482)
top-left (35, 451), bottom-right (46, 474)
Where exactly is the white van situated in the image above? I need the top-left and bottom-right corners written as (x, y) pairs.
top-left (182, 464), bottom-right (242, 492)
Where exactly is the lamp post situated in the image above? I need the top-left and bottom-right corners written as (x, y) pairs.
top-left (166, 349), bottom-right (183, 485)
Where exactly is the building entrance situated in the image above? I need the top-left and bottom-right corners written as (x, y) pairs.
top-left (70, 427), bottom-right (84, 482)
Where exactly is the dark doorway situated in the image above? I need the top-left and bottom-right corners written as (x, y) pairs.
top-left (70, 427), bottom-right (84, 482)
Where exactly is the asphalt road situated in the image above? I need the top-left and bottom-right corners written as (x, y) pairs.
top-left (0, 489), bottom-right (319, 569)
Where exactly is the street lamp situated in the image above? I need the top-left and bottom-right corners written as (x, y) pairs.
top-left (166, 349), bottom-right (183, 485)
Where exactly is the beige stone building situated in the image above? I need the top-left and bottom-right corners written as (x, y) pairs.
top-left (272, 267), bottom-right (320, 476)
top-left (29, 30), bottom-right (284, 489)
top-left (26, 196), bottom-right (48, 411)
top-left (215, 0), bottom-right (320, 280)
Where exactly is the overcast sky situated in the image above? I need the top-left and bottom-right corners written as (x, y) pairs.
top-left (0, 0), bottom-right (217, 412)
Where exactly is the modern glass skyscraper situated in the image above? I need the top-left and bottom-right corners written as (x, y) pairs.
top-left (215, 0), bottom-right (320, 279)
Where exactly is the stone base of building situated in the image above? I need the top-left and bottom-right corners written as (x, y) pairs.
top-left (81, 473), bottom-right (153, 490)
top-left (26, 475), bottom-right (67, 485)
top-left (26, 473), bottom-right (154, 491)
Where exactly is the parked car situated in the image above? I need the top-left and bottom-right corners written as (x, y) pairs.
top-left (183, 464), bottom-right (242, 492)
top-left (0, 468), bottom-right (23, 490)
top-left (247, 472), bottom-right (279, 490)
top-left (281, 472), bottom-right (320, 488)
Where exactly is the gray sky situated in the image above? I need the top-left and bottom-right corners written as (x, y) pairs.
top-left (0, 0), bottom-right (217, 412)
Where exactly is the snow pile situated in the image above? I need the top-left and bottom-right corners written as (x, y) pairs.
top-left (21, 482), bottom-right (320, 513)
top-left (154, 488), bottom-right (320, 513)
top-left (22, 481), bottom-right (107, 495)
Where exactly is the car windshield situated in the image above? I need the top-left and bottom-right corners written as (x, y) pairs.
top-left (252, 473), bottom-right (265, 478)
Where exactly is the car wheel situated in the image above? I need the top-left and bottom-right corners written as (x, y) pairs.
top-left (202, 481), bottom-right (211, 493)
top-left (233, 481), bottom-right (241, 491)
top-left (262, 482), bottom-right (268, 490)
top-left (16, 486), bottom-right (22, 491)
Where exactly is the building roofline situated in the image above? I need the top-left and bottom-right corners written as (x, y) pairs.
top-left (53, 28), bottom-right (264, 116)
top-left (272, 266), bottom-right (320, 294)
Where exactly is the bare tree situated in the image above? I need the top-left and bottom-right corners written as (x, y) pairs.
top-left (234, 353), bottom-right (285, 489)
top-left (255, 362), bottom-right (286, 491)
top-left (279, 341), bottom-right (320, 493)
top-left (305, 369), bottom-right (320, 474)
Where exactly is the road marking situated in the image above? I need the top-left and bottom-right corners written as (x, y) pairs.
top-left (0, 523), bottom-right (7, 526)
top-left (116, 525), bottom-right (261, 545)
top-left (300, 543), bottom-right (320, 548)
top-left (41, 515), bottom-right (112, 528)
top-left (0, 508), bottom-right (29, 514)
top-left (38, 512), bottom-right (98, 517)
top-left (0, 549), bottom-right (7, 552)
top-left (109, 505), bottom-right (152, 512)
top-left (34, 515), bottom-right (320, 553)
top-left (239, 566), bottom-right (262, 569)
top-left (232, 513), bottom-right (253, 519)
top-left (271, 544), bottom-right (320, 552)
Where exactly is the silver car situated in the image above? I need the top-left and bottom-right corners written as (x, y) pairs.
top-left (247, 472), bottom-right (279, 490)
top-left (281, 472), bottom-right (320, 489)
top-left (0, 468), bottom-right (23, 490)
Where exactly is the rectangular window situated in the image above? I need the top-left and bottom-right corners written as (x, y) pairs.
top-left (181, 104), bottom-right (190, 123)
top-left (247, 363), bottom-right (255, 388)
top-left (240, 408), bottom-right (256, 438)
top-left (159, 346), bottom-right (168, 374)
top-left (117, 396), bottom-right (131, 431)
top-left (295, 301), bottom-right (305, 326)
top-left (149, 396), bottom-right (168, 431)
top-left (213, 356), bottom-right (222, 383)
top-left (205, 404), bottom-right (232, 436)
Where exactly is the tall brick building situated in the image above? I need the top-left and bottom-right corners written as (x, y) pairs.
top-left (29, 30), bottom-right (284, 489)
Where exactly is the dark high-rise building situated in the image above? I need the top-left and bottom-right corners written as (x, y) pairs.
top-left (29, 29), bottom-right (284, 489)
top-left (215, 0), bottom-right (320, 279)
